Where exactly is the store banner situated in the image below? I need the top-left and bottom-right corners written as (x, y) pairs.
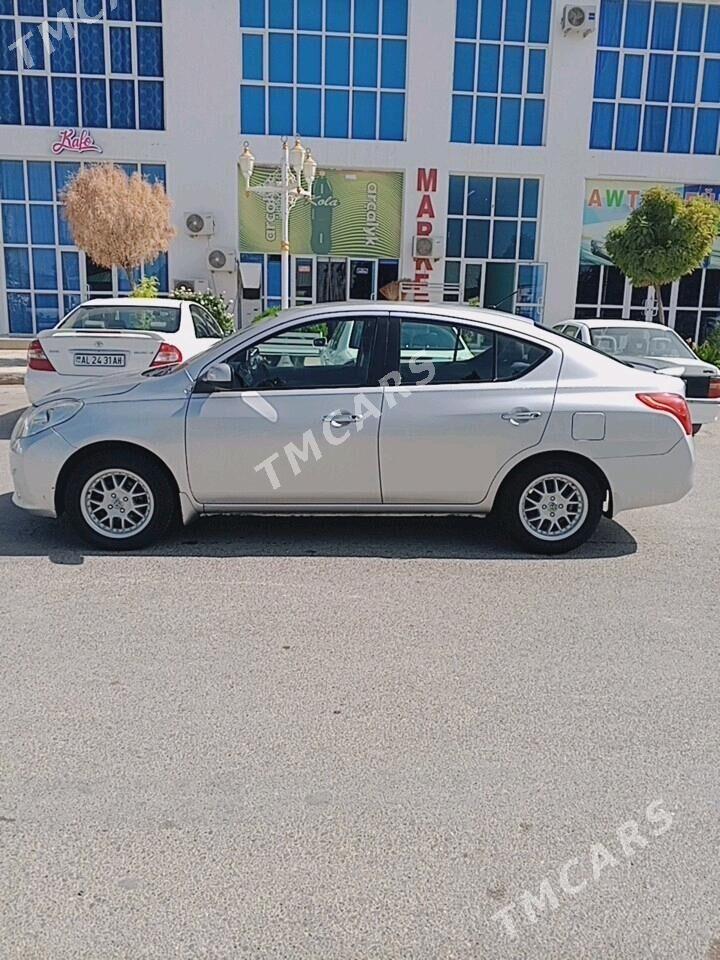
top-left (239, 167), bottom-right (403, 258)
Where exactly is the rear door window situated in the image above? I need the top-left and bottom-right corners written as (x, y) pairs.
top-left (190, 304), bottom-right (224, 339)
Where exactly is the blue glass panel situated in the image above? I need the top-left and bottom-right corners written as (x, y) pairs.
top-left (110, 78), bottom-right (135, 127)
top-left (83, 0), bottom-right (102, 15)
top-left (78, 23), bottom-right (105, 74)
top-left (456, 0), bottom-right (478, 38)
top-left (492, 221), bottom-right (518, 258)
top-left (298, 33), bottom-right (321, 83)
top-left (326, 0), bottom-right (350, 32)
top-left (0, 19), bottom-right (17, 70)
top-left (599, 0), bottom-right (623, 45)
top-left (594, 50), bottom-right (618, 98)
top-left (23, 76), bottom-right (50, 125)
top-left (355, 0), bottom-right (379, 33)
top-left (446, 218), bottom-right (463, 257)
top-left (242, 33), bottom-right (264, 80)
top-left (467, 176), bottom-right (493, 214)
top-left (621, 54), bottom-right (644, 97)
top-left (298, 0), bottom-right (322, 30)
top-left (527, 49), bottom-right (545, 93)
top-left (325, 36), bottom-right (350, 85)
top-left (5, 248), bottom-right (30, 289)
top-left (668, 106), bottom-right (693, 150)
top-left (135, 0), bottom-right (162, 21)
top-left (269, 0), bottom-right (294, 28)
top-left (522, 179), bottom-right (539, 217)
top-left (624, 0), bottom-right (651, 47)
top-left (138, 80), bottom-right (163, 129)
top-left (144, 253), bottom-right (168, 291)
top-left (118, 163), bottom-right (137, 177)
top-left (0, 162), bottom-right (24, 201)
top-left (465, 219), bottom-right (490, 258)
top-left (495, 178), bottom-right (520, 216)
top-left (651, 2), bottom-right (678, 49)
top-left (241, 84), bottom-right (265, 133)
top-left (615, 102), bottom-right (641, 148)
top-left (52, 77), bottom-right (78, 125)
top-left (678, 4), bottom-right (704, 50)
top-left (479, 0), bottom-right (502, 39)
top-left (19, 0), bottom-right (43, 13)
top-left (354, 38), bottom-right (378, 87)
top-left (694, 107), bottom-right (720, 151)
top-left (268, 85), bottom-right (293, 134)
top-left (297, 87), bottom-right (321, 134)
top-left (30, 205), bottom-right (55, 244)
top-left (706, 7), bottom-right (720, 52)
top-left (81, 78), bottom-right (107, 127)
top-left (267, 257), bottom-right (281, 297)
top-left (379, 91), bottom-right (404, 138)
top-left (28, 162), bottom-right (52, 200)
top-left (137, 26), bottom-right (163, 77)
top-left (36, 293), bottom-right (60, 330)
top-left (505, 0), bottom-right (527, 41)
top-left (0, 75), bottom-right (21, 124)
top-left (701, 59), bottom-right (720, 101)
top-left (108, 0), bottom-right (132, 19)
top-left (642, 104), bottom-right (668, 150)
top-left (498, 97), bottom-right (521, 143)
top-left (269, 33), bottom-right (293, 82)
top-left (50, 24), bottom-right (77, 73)
top-left (519, 220), bottom-right (537, 259)
top-left (528, 0), bottom-right (551, 42)
top-left (477, 43), bottom-right (499, 92)
top-left (64, 294), bottom-right (81, 314)
top-left (141, 164), bottom-right (165, 186)
top-left (240, 0), bottom-right (265, 28)
top-left (8, 293), bottom-right (33, 334)
top-left (55, 161), bottom-right (79, 196)
top-left (450, 94), bottom-right (473, 141)
top-left (32, 248), bottom-right (57, 290)
top-left (21, 21), bottom-right (45, 70)
top-left (58, 205), bottom-right (74, 245)
top-left (673, 55), bottom-right (699, 101)
top-left (454, 43), bottom-right (476, 91)
top-left (352, 90), bottom-right (376, 138)
top-left (0, 0), bottom-right (13, 11)
top-left (381, 39), bottom-right (406, 88)
top-left (110, 27), bottom-right (132, 73)
top-left (502, 46), bottom-right (524, 93)
top-left (521, 98), bottom-right (544, 144)
top-left (448, 176), bottom-right (465, 215)
top-left (382, 0), bottom-right (408, 35)
top-left (2, 205), bottom-right (27, 243)
top-left (324, 88), bottom-right (349, 136)
top-left (474, 95), bottom-right (497, 141)
top-left (647, 53), bottom-right (672, 100)
top-left (590, 101), bottom-right (615, 147)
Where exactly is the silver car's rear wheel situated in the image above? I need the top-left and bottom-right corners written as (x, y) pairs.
top-left (519, 473), bottom-right (589, 542)
top-left (80, 469), bottom-right (155, 539)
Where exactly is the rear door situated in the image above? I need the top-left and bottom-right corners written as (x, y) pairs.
top-left (378, 316), bottom-right (561, 505)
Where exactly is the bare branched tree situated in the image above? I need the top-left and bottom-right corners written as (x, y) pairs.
top-left (63, 165), bottom-right (176, 287)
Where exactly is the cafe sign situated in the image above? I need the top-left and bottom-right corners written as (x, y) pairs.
top-left (51, 128), bottom-right (103, 156)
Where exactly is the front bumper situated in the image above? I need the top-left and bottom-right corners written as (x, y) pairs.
top-left (598, 436), bottom-right (695, 515)
top-left (10, 427), bottom-right (76, 517)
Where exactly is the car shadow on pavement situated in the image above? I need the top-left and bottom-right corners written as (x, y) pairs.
top-left (0, 406), bottom-right (24, 440)
top-left (0, 493), bottom-right (638, 563)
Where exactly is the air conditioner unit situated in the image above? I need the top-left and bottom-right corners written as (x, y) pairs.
top-left (207, 248), bottom-right (236, 272)
top-left (413, 235), bottom-right (445, 260)
top-left (172, 278), bottom-right (208, 294)
top-left (184, 212), bottom-right (215, 237)
top-left (562, 4), bottom-right (596, 35)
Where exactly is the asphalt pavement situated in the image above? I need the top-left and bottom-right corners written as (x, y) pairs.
top-left (1, 384), bottom-right (719, 960)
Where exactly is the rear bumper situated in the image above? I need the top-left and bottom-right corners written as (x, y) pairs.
top-left (598, 436), bottom-right (694, 515)
top-left (688, 397), bottom-right (720, 426)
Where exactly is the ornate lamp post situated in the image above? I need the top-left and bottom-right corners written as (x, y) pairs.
top-left (239, 136), bottom-right (318, 311)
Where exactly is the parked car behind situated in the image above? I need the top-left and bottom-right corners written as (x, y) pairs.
top-left (25, 298), bottom-right (224, 404)
top-left (11, 303), bottom-right (694, 556)
top-left (553, 318), bottom-right (720, 433)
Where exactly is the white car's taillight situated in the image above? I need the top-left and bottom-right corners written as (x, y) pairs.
top-left (27, 339), bottom-right (55, 372)
top-left (151, 343), bottom-right (183, 367)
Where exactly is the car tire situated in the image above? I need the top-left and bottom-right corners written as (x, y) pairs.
top-left (692, 424), bottom-right (702, 436)
top-left (495, 458), bottom-right (604, 555)
top-left (65, 449), bottom-right (177, 551)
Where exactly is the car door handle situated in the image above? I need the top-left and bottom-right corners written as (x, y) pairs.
top-left (322, 411), bottom-right (362, 427)
top-left (501, 409), bottom-right (543, 425)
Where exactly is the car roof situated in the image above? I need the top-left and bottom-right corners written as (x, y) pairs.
top-left (558, 317), bottom-right (673, 332)
top-left (80, 298), bottom-right (181, 308)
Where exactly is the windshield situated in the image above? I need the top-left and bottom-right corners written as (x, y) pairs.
top-left (63, 305), bottom-right (181, 334)
top-left (589, 326), bottom-right (696, 360)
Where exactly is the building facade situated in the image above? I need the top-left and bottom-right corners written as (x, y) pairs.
top-left (1, 0), bottom-right (719, 339)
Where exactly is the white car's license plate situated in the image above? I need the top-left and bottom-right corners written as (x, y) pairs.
top-left (74, 353), bottom-right (126, 368)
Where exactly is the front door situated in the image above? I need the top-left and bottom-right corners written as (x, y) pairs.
top-left (186, 315), bottom-right (385, 504)
top-left (316, 259), bottom-right (347, 302)
top-left (379, 316), bottom-right (561, 505)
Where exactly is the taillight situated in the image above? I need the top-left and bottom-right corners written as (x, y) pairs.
top-left (636, 392), bottom-right (692, 435)
top-left (151, 342), bottom-right (183, 367)
top-left (709, 378), bottom-right (720, 400)
top-left (27, 339), bottom-right (55, 372)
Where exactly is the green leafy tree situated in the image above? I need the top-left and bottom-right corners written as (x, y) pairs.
top-left (605, 186), bottom-right (720, 325)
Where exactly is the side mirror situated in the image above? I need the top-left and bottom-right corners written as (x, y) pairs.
top-left (203, 362), bottom-right (233, 384)
top-left (313, 337), bottom-right (327, 347)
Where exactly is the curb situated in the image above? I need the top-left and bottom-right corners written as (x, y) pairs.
top-left (0, 370), bottom-right (26, 386)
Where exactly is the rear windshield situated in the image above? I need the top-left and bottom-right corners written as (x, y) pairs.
top-left (589, 326), bottom-right (696, 360)
top-left (63, 305), bottom-right (181, 334)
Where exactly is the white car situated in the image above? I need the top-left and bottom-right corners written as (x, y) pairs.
top-left (553, 318), bottom-right (720, 432)
top-left (11, 303), bottom-right (694, 556)
top-left (25, 298), bottom-right (225, 404)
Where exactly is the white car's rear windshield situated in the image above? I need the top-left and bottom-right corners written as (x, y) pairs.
top-left (63, 305), bottom-right (181, 334)
top-left (589, 326), bottom-right (696, 360)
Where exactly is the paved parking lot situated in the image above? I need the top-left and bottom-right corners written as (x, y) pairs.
top-left (1, 383), bottom-right (719, 960)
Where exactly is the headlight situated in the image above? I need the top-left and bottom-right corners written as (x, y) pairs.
top-left (13, 399), bottom-right (84, 440)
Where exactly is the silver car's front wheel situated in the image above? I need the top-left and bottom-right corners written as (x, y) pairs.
top-left (81, 469), bottom-right (155, 540)
top-left (519, 473), bottom-right (589, 542)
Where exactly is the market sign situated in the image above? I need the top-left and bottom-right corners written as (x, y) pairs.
top-left (239, 167), bottom-right (403, 258)
top-left (51, 128), bottom-right (103, 156)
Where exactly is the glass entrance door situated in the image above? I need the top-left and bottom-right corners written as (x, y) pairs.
top-left (349, 260), bottom-right (375, 300)
top-left (316, 259), bottom-right (347, 302)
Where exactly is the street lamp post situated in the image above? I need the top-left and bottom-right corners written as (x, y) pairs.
top-left (239, 136), bottom-right (317, 311)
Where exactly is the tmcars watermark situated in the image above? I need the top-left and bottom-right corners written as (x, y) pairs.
top-left (8, 2), bottom-right (119, 70)
top-left (490, 799), bottom-right (675, 941)
top-left (253, 358), bottom-right (435, 492)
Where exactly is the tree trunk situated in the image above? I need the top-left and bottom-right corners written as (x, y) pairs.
top-left (655, 285), bottom-right (667, 325)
